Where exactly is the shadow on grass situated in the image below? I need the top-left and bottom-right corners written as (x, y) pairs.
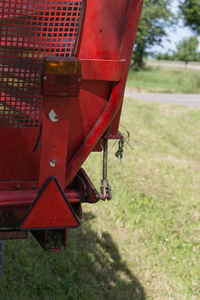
top-left (0, 212), bottom-right (146, 300)
top-left (72, 212), bottom-right (146, 300)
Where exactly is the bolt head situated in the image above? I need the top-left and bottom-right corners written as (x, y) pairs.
top-left (48, 109), bottom-right (58, 122)
top-left (49, 160), bottom-right (56, 167)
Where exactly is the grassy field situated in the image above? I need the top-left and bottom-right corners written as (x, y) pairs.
top-left (127, 66), bottom-right (200, 94)
top-left (0, 98), bottom-right (200, 299)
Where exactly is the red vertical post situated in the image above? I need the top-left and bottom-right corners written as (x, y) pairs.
top-left (39, 57), bottom-right (82, 190)
top-left (39, 96), bottom-right (71, 190)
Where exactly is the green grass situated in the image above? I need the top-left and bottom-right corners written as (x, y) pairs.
top-left (0, 99), bottom-right (200, 299)
top-left (127, 66), bottom-right (200, 94)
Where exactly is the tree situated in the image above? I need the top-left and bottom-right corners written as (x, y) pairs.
top-left (176, 36), bottom-right (199, 68)
top-left (179, 0), bottom-right (200, 33)
top-left (132, 0), bottom-right (175, 70)
top-left (155, 51), bottom-right (172, 60)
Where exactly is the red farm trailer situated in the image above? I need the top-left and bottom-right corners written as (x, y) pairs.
top-left (0, 0), bottom-right (143, 255)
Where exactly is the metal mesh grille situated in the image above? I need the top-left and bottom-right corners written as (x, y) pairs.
top-left (0, 0), bottom-right (83, 128)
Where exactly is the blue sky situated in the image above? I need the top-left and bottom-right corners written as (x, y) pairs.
top-left (148, 1), bottom-right (194, 54)
top-left (151, 23), bottom-right (194, 54)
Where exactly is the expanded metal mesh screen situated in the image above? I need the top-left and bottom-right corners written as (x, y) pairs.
top-left (0, 0), bottom-right (83, 128)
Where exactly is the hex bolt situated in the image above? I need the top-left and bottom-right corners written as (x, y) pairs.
top-left (49, 160), bottom-right (56, 167)
top-left (78, 78), bottom-right (81, 82)
top-left (43, 76), bottom-right (47, 80)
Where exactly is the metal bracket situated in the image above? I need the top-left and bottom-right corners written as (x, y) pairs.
top-left (99, 139), bottom-right (112, 200)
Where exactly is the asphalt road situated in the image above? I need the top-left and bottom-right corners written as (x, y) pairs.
top-left (125, 90), bottom-right (200, 107)
top-left (147, 61), bottom-right (200, 70)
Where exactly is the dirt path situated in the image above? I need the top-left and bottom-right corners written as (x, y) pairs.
top-left (125, 90), bottom-right (200, 107)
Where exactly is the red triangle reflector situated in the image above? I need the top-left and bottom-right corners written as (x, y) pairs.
top-left (20, 177), bottom-right (79, 230)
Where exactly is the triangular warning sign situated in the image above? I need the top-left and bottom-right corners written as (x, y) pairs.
top-left (20, 177), bottom-right (79, 230)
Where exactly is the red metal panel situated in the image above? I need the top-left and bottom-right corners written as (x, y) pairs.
top-left (66, 80), bottom-right (111, 163)
top-left (104, 104), bottom-right (123, 139)
top-left (76, 0), bottom-right (130, 60)
top-left (0, 128), bottom-right (40, 180)
top-left (81, 59), bottom-right (125, 81)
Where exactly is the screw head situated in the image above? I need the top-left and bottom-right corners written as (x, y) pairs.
top-left (78, 77), bottom-right (81, 82)
top-left (43, 76), bottom-right (47, 80)
top-left (49, 160), bottom-right (56, 167)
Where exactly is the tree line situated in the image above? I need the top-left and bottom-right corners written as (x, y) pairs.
top-left (132, 0), bottom-right (200, 70)
top-left (156, 36), bottom-right (200, 68)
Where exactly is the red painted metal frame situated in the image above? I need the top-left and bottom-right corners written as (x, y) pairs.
top-left (0, 190), bottom-right (82, 205)
top-left (65, 0), bottom-right (144, 186)
top-left (0, 0), bottom-right (144, 247)
top-left (0, 168), bottom-right (96, 230)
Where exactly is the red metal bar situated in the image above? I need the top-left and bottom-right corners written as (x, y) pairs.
top-left (39, 97), bottom-right (71, 190)
top-left (0, 231), bottom-right (28, 240)
top-left (0, 181), bottom-right (38, 191)
top-left (0, 190), bottom-right (82, 206)
top-left (81, 59), bottom-right (125, 81)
